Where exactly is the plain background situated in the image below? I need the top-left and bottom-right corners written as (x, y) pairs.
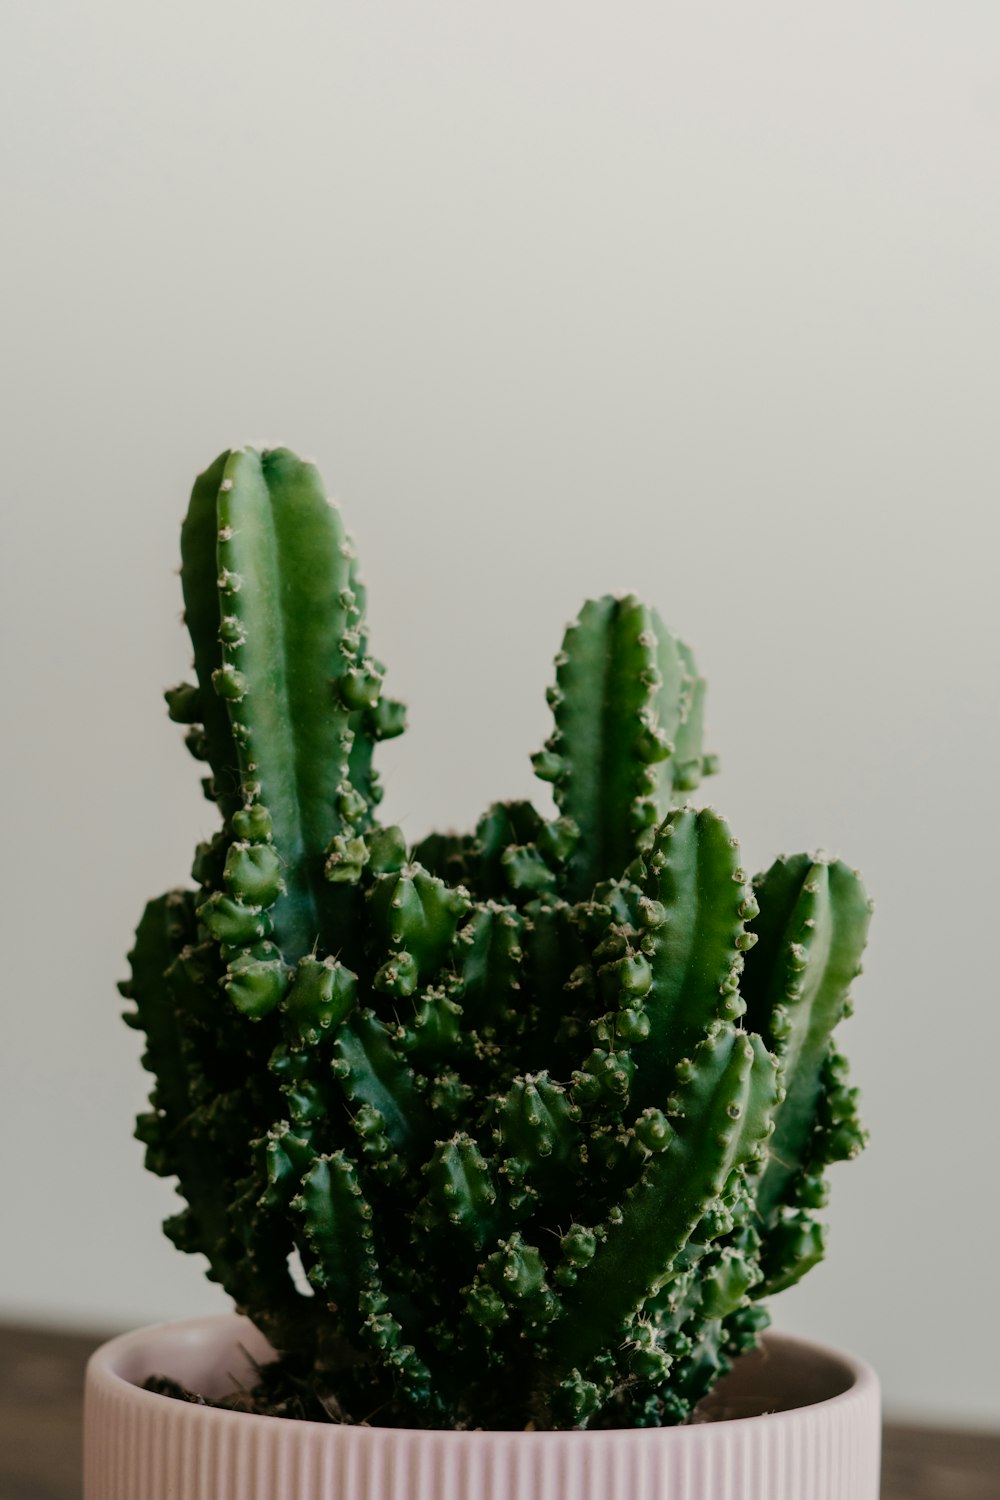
top-left (2, 3), bottom-right (998, 1428)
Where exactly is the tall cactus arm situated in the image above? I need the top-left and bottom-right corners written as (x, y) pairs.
top-left (181, 447), bottom-right (378, 963)
top-left (532, 598), bottom-right (710, 898)
top-left (629, 807), bottom-right (754, 1113)
top-left (548, 1026), bottom-right (778, 1386)
top-left (741, 855), bottom-right (871, 1224)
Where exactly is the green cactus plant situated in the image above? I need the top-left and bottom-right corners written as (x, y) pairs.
top-left (121, 445), bottom-right (871, 1430)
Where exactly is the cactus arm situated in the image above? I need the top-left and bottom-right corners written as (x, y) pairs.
top-left (341, 559), bottom-right (407, 824)
top-left (295, 1151), bottom-right (380, 1322)
top-left (741, 856), bottom-right (871, 1224)
top-left (629, 807), bottom-right (753, 1112)
top-left (124, 892), bottom-right (309, 1351)
top-left (494, 1072), bottom-right (583, 1222)
top-left (124, 893), bottom-right (216, 1218)
top-left (533, 599), bottom-right (711, 898)
top-left (411, 830), bottom-right (478, 887)
top-left (455, 901), bottom-right (527, 1071)
top-left (519, 896), bottom-right (594, 1075)
top-left (670, 639), bottom-right (716, 798)
top-left (176, 452), bottom-right (243, 818)
top-left (367, 861), bottom-right (470, 998)
top-left (462, 1232), bottom-right (563, 1350)
top-left (209, 446), bottom-right (383, 963)
top-left (420, 1133), bottom-right (503, 1252)
top-left (125, 895), bottom-right (247, 1283)
top-left (295, 1152), bottom-right (448, 1418)
top-left (333, 1008), bottom-right (430, 1162)
top-left (549, 1026), bottom-right (778, 1382)
top-left (533, 597), bottom-right (667, 896)
top-left (754, 1041), bottom-right (866, 1295)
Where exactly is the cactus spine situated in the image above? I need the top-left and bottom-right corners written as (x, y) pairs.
top-left (123, 446), bottom-right (871, 1429)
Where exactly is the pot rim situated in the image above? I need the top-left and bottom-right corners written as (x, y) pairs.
top-left (86, 1313), bottom-right (877, 1442)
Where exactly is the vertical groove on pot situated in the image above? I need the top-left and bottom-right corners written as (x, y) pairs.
top-left (84, 1318), bottom-right (881, 1500)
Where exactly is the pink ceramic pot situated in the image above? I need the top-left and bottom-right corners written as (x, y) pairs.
top-left (84, 1313), bottom-right (880, 1499)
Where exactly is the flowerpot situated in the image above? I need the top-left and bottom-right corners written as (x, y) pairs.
top-left (84, 1312), bottom-right (880, 1500)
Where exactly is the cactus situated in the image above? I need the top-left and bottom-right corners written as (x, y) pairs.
top-left (122, 445), bottom-right (871, 1430)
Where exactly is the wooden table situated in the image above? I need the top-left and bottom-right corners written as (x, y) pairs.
top-left (2, 1323), bottom-right (996, 1499)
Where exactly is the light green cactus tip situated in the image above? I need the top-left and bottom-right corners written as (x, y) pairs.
top-left (121, 445), bottom-right (871, 1429)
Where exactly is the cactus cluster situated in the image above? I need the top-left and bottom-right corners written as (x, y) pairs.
top-left (122, 446), bottom-right (871, 1430)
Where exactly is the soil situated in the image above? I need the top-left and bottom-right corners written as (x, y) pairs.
top-left (143, 1351), bottom-right (350, 1424)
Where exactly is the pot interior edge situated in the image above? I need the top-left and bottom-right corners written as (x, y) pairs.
top-left (98, 1316), bottom-right (865, 1430)
top-left (694, 1334), bottom-right (858, 1423)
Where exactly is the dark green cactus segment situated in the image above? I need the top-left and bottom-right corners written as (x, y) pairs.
top-left (465, 1233), bottom-right (563, 1341)
top-left (125, 894), bottom-right (310, 1352)
top-left (456, 901), bottom-right (525, 1039)
top-left (741, 855), bottom-right (870, 1222)
top-left (553, 1026), bottom-right (779, 1377)
top-left (294, 1152), bottom-right (378, 1316)
top-left (260, 1122), bottom-right (315, 1211)
top-left (696, 1241), bottom-right (761, 1320)
top-left (551, 1369), bottom-right (604, 1428)
top-left (399, 984), bottom-right (465, 1066)
top-left (474, 802), bottom-right (534, 895)
top-left (519, 897), bottom-right (596, 1075)
top-left (345, 692), bottom-right (406, 832)
top-left (670, 639), bottom-right (715, 796)
top-left (165, 681), bottom-right (202, 725)
top-left (571, 1045), bottom-right (636, 1112)
top-left (270, 1043), bottom-right (339, 1133)
top-left (368, 862), bottom-right (470, 996)
top-left (367, 824), bottom-right (408, 875)
top-left (811, 1044), bottom-right (867, 1167)
top-left (630, 807), bottom-right (753, 1113)
top-left (224, 841), bottom-right (284, 906)
top-left (757, 1212), bottom-right (826, 1295)
top-left (411, 830), bottom-right (478, 887)
top-left (125, 891), bottom-right (201, 1176)
top-left (333, 1009), bottom-right (428, 1155)
top-left (334, 560), bottom-right (405, 827)
top-left (495, 1074), bottom-right (582, 1204)
top-left (224, 949), bottom-right (289, 1019)
top-left (473, 802), bottom-right (555, 902)
top-left (422, 1134), bottom-right (501, 1250)
top-left (284, 955), bottom-right (358, 1045)
top-left (554, 1224), bottom-right (598, 1286)
top-left (534, 598), bottom-right (710, 899)
top-left (178, 451), bottom-right (243, 819)
top-left (197, 889), bottom-right (272, 946)
top-left (356, 1290), bottom-right (442, 1417)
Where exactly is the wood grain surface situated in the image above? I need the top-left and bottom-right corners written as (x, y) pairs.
top-left (1, 1323), bottom-right (996, 1499)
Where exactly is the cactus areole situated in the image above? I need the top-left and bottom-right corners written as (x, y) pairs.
top-left (122, 446), bottom-right (871, 1431)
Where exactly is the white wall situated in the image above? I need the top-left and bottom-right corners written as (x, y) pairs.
top-left (2, 2), bottom-right (997, 1427)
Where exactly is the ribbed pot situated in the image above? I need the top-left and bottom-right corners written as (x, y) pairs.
top-left (84, 1314), bottom-right (880, 1500)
